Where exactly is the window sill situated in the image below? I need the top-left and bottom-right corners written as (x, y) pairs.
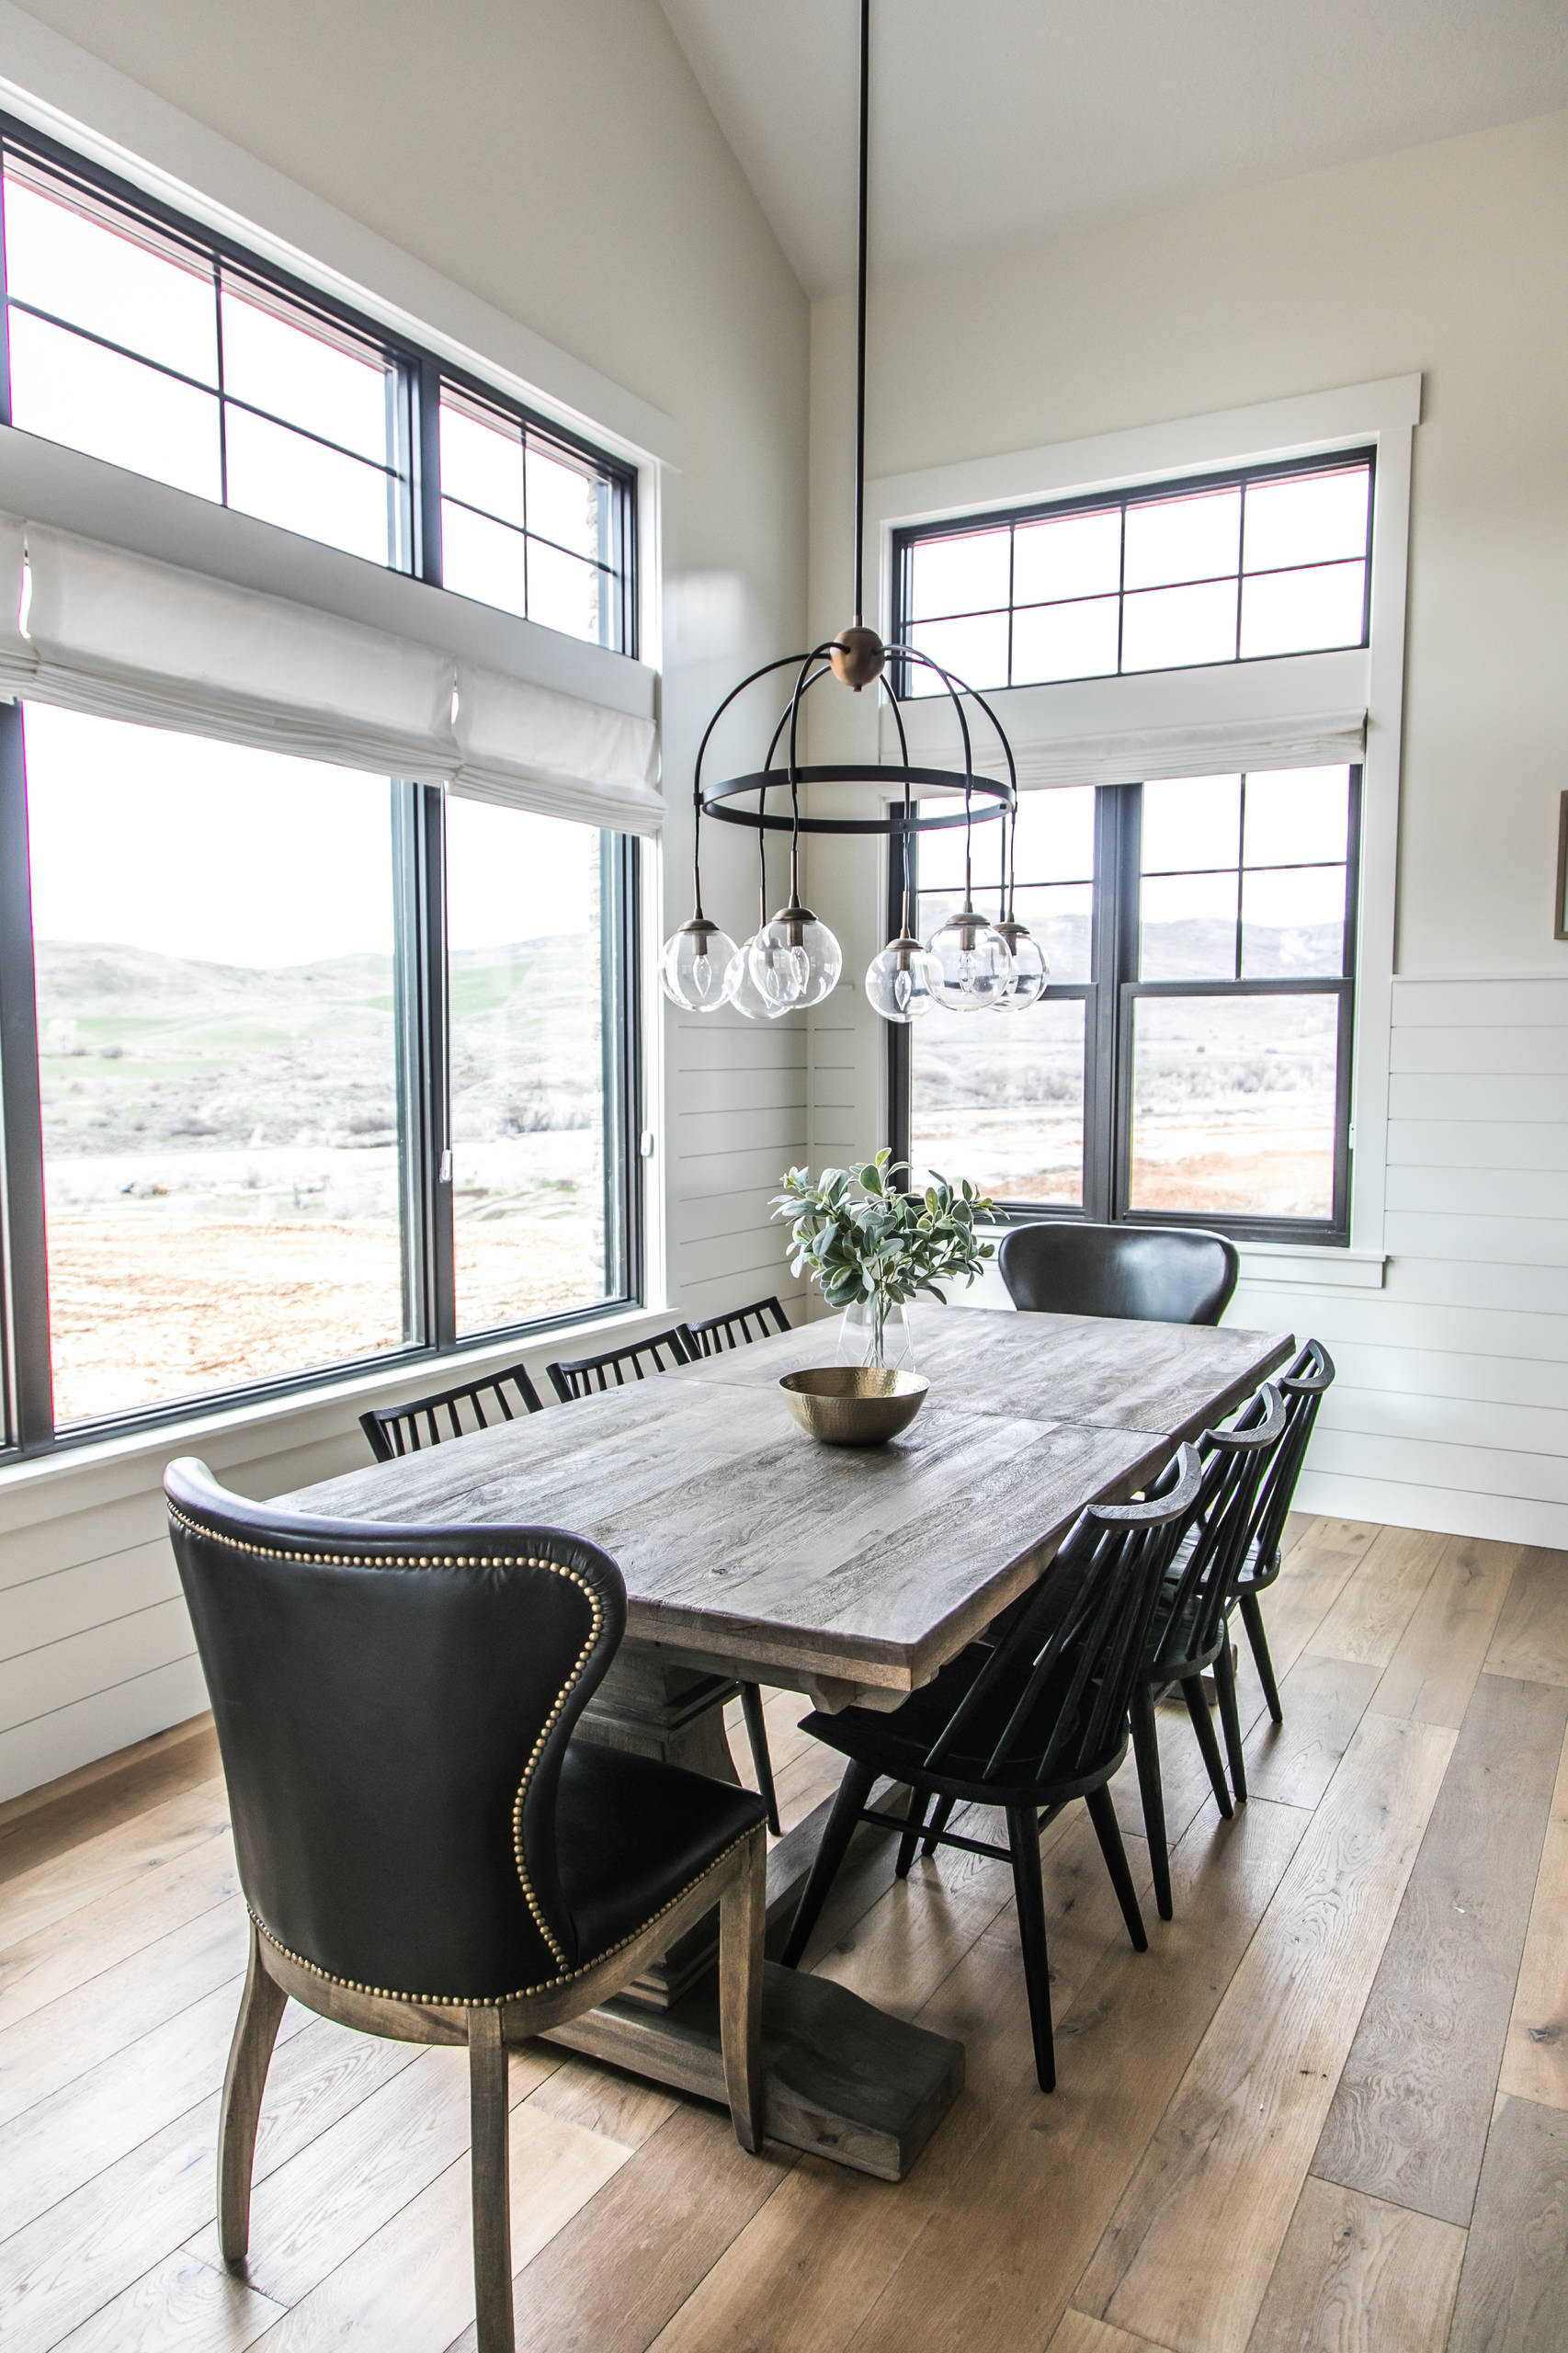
top-left (0, 1302), bottom-right (675, 1532)
top-left (1235, 1243), bottom-right (1386, 1290)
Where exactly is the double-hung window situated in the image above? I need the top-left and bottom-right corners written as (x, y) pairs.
top-left (0, 119), bottom-right (645, 1456)
top-left (892, 455), bottom-right (1369, 1245)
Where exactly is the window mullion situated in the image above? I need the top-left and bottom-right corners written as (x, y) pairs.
top-left (0, 153), bottom-right (13, 430)
top-left (395, 780), bottom-right (455, 1351)
top-left (415, 355), bottom-right (443, 587)
top-left (0, 704), bottom-right (55, 1450)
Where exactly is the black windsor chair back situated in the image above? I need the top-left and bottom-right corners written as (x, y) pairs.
top-left (782, 1446), bottom-right (1203, 2093)
top-left (359, 1360), bottom-right (544, 1463)
top-left (545, 1326), bottom-right (693, 1402)
top-left (1229, 1340), bottom-right (1335, 1723)
top-left (1130, 1382), bottom-right (1290, 1920)
top-left (680, 1295), bottom-right (791, 1358)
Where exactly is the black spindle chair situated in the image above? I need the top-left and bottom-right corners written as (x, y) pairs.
top-left (780, 1448), bottom-right (1203, 2093)
top-left (679, 1296), bottom-right (791, 1358)
top-left (545, 1323), bottom-right (781, 1838)
top-left (359, 1359), bottom-right (544, 1463)
top-left (165, 1459), bottom-right (767, 2353)
top-left (998, 1220), bottom-right (1240, 1326)
top-left (1131, 1384), bottom-right (1289, 1921)
top-left (1227, 1341), bottom-right (1335, 1724)
top-left (545, 1326), bottom-right (694, 1401)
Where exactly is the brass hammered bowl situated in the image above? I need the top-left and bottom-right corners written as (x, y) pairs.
top-left (779, 1365), bottom-right (929, 1447)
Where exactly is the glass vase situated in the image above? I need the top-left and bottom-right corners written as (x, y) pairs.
top-left (836, 1295), bottom-right (916, 1373)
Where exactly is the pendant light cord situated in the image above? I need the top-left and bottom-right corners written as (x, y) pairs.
top-left (852, 0), bottom-right (869, 628)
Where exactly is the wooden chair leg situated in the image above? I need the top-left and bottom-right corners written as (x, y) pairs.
top-left (921, 1794), bottom-right (957, 1859)
top-left (718, 1827), bottom-right (767, 2153)
top-left (739, 1682), bottom-right (782, 1838)
top-left (468, 2005), bottom-right (515, 2353)
top-left (780, 1757), bottom-right (875, 1967)
top-left (218, 1921), bottom-right (288, 2264)
top-left (1131, 1684), bottom-right (1173, 1924)
top-left (1180, 1670), bottom-right (1234, 1822)
top-left (1213, 1636), bottom-right (1248, 1804)
top-left (1086, 1784), bottom-right (1147, 1953)
top-left (1239, 1592), bottom-right (1283, 1723)
top-left (1006, 1802), bottom-right (1055, 2093)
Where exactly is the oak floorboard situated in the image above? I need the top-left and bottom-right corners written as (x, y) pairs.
top-left (1310, 1527), bottom-right (1444, 1670)
top-left (0, 1824), bottom-right (239, 2035)
top-left (1369, 1534), bottom-right (1520, 1731)
top-left (1313, 1673), bottom-right (1568, 2226)
top-left (1244, 2177), bottom-right (1466, 2353)
top-left (0, 1897), bottom-right (246, 2131)
top-left (0, 1777), bottom-right (230, 1955)
top-left (1259, 1520), bottom-right (1384, 1675)
top-left (241, 2099), bottom-right (633, 2353)
top-left (450, 2101), bottom-right (794, 2353)
top-left (0, 1719), bottom-right (218, 1887)
top-left (1073, 1712), bottom-right (1455, 2353)
top-left (1484, 1546), bottom-right (1568, 1689)
top-left (180, 2040), bottom-right (557, 2308)
top-left (834, 1802), bottom-right (1312, 2353)
top-left (48, 2249), bottom-right (283, 2353)
top-left (1499, 1717), bottom-right (1568, 2109)
top-left (1446, 2094), bottom-right (1568, 2351)
top-left (1242, 1653), bottom-right (1382, 1811)
top-left (1047, 2318), bottom-right (1178, 2353)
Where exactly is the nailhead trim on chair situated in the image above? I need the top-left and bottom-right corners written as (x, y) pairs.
top-left (167, 1503), bottom-right (611, 1975)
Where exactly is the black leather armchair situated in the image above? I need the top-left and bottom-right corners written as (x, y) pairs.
top-left (998, 1220), bottom-right (1240, 1325)
top-left (165, 1458), bottom-right (767, 2353)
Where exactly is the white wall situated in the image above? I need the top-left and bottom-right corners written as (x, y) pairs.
top-left (0, 0), bottom-right (811, 1800)
top-left (803, 108), bottom-right (1568, 1545)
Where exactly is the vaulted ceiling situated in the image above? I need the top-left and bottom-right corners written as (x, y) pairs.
top-left (659, 0), bottom-right (1568, 296)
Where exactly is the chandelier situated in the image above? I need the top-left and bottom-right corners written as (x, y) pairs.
top-left (659, 0), bottom-right (1047, 1027)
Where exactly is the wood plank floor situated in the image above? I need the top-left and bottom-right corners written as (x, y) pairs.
top-left (4, 1517), bottom-right (1568, 2351)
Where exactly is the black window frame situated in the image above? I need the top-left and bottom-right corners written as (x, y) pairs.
top-left (0, 111), bottom-right (639, 654)
top-left (891, 767), bottom-right (1360, 1249)
top-left (0, 714), bottom-right (644, 1460)
top-left (891, 448), bottom-right (1375, 699)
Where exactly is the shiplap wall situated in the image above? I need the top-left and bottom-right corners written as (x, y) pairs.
top-left (1229, 976), bottom-right (1568, 1548)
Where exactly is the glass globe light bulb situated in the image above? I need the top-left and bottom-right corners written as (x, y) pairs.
top-left (923, 907), bottom-right (1016, 1013)
top-left (992, 919), bottom-right (1049, 1010)
top-left (659, 915), bottom-right (740, 1013)
top-left (725, 934), bottom-right (790, 1019)
top-left (865, 931), bottom-right (943, 1023)
top-left (747, 903), bottom-right (842, 1010)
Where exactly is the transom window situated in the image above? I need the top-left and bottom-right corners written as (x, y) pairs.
top-left (0, 118), bottom-right (635, 648)
top-left (893, 453), bottom-right (1373, 695)
top-left (899, 765), bottom-right (1359, 1243)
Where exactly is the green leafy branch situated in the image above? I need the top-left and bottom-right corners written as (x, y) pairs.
top-left (770, 1149), bottom-right (997, 1313)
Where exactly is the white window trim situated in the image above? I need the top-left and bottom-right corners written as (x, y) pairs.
top-left (865, 373), bottom-right (1421, 1264)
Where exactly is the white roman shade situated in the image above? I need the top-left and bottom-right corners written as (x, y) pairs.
top-left (0, 512), bottom-right (662, 834)
top-left (881, 664), bottom-right (1368, 790)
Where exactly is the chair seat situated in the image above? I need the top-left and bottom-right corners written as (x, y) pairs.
top-left (801, 1642), bottom-right (1124, 1807)
top-left (555, 1743), bottom-right (767, 1967)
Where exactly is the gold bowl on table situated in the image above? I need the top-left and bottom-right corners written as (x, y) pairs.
top-left (779, 1365), bottom-right (929, 1447)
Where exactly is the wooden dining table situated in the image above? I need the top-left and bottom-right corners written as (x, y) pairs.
top-left (277, 1302), bottom-right (1293, 2179)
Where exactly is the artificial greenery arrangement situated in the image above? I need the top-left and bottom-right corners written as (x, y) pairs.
top-left (772, 1150), bottom-right (998, 1368)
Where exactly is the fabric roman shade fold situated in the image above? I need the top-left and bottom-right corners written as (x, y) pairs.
top-left (0, 514), bottom-right (662, 834)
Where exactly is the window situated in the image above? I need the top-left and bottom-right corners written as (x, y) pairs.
top-left (0, 702), bottom-right (642, 1450)
top-left (893, 453), bottom-right (1372, 695)
top-left (900, 766), bottom-right (1358, 1244)
top-left (0, 116), bottom-right (635, 644)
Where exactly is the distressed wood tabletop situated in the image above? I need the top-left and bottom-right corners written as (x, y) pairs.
top-left (277, 1303), bottom-right (1292, 1701)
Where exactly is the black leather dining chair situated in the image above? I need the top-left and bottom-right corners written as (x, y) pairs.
top-left (679, 1296), bottom-right (792, 1358)
top-left (780, 1448), bottom-right (1202, 2093)
top-left (359, 1358), bottom-right (545, 1461)
top-left (998, 1221), bottom-right (1240, 1326)
top-left (545, 1324), bottom-right (781, 1839)
top-left (1227, 1341), bottom-right (1335, 1722)
top-left (1131, 1384), bottom-right (1288, 1918)
top-left (165, 1458), bottom-right (767, 2353)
